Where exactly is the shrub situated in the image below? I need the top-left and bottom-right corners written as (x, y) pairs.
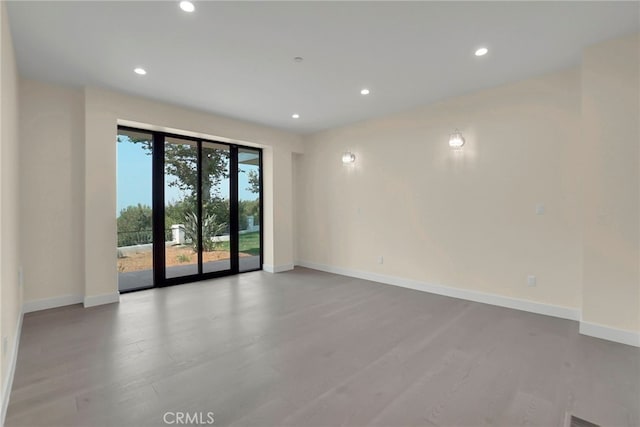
top-left (184, 211), bottom-right (227, 252)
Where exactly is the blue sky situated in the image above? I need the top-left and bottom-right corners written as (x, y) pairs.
top-left (117, 138), bottom-right (258, 213)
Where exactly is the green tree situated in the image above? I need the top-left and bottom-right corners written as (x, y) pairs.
top-left (246, 170), bottom-right (260, 194)
top-left (238, 199), bottom-right (260, 230)
top-left (165, 143), bottom-right (229, 202)
top-left (117, 134), bottom-right (229, 203)
top-left (118, 134), bottom-right (241, 247)
top-left (117, 204), bottom-right (152, 246)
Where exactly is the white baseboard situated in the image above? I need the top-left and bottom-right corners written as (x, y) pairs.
top-left (579, 321), bottom-right (640, 347)
top-left (1, 307), bottom-right (23, 426)
top-left (263, 263), bottom-right (294, 273)
top-left (23, 294), bottom-right (84, 314)
top-left (84, 292), bottom-right (120, 308)
top-left (295, 260), bottom-right (581, 321)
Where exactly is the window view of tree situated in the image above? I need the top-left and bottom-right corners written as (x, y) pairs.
top-left (117, 131), bottom-right (261, 287)
top-left (238, 148), bottom-right (261, 272)
top-left (116, 131), bottom-right (154, 290)
top-left (117, 204), bottom-right (152, 247)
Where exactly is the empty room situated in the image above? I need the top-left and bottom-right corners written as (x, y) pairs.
top-left (0, 1), bottom-right (638, 426)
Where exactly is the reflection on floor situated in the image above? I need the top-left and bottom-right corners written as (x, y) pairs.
top-left (118, 255), bottom-right (261, 291)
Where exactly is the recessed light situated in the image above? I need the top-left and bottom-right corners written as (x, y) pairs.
top-left (294, 57), bottom-right (304, 63)
top-left (360, 88), bottom-right (370, 95)
top-left (180, 1), bottom-right (195, 12)
top-left (134, 67), bottom-right (147, 75)
top-left (292, 114), bottom-right (300, 119)
top-left (475, 47), bottom-right (488, 57)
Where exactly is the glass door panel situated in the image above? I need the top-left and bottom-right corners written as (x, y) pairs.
top-left (202, 142), bottom-right (232, 274)
top-left (117, 125), bottom-right (263, 291)
top-left (164, 137), bottom-right (199, 279)
top-left (238, 148), bottom-right (261, 272)
top-left (116, 129), bottom-right (154, 292)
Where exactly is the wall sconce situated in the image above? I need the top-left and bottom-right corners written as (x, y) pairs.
top-left (449, 129), bottom-right (465, 148)
top-left (342, 151), bottom-right (356, 164)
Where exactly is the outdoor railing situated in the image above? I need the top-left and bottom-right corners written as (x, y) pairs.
top-left (117, 229), bottom-right (172, 247)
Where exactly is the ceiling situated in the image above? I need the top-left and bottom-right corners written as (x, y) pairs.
top-left (7, 1), bottom-right (640, 134)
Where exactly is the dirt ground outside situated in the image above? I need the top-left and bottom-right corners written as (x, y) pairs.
top-left (118, 245), bottom-right (251, 273)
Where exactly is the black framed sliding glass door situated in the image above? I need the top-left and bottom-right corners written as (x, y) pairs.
top-left (116, 126), bottom-right (262, 291)
top-left (238, 148), bottom-right (262, 272)
top-left (202, 141), bottom-right (234, 275)
top-left (116, 129), bottom-right (155, 292)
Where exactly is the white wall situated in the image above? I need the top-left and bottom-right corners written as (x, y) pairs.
top-left (581, 33), bottom-right (640, 334)
top-left (14, 80), bottom-right (303, 307)
top-left (10, 26), bottom-right (639, 348)
top-left (16, 80), bottom-right (302, 308)
top-left (19, 79), bottom-right (85, 303)
top-left (83, 87), bottom-right (302, 300)
top-left (11, 85), bottom-right (303, 303)
top-left (296, 33), bottom-right (640, 342)
top-left (296, 68), bottom-right (583, 312)
top-left (0, 1), bottom-right (22, 418)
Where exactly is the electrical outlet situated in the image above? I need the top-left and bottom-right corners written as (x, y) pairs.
top-left (535, 204), bottom-right (545, 215)
top-left (377, 256), bottom-right (384, 265)
top-left (527, 275), bottom-right (537, 287)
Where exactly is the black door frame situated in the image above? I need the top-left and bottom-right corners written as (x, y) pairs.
top-left (118, 125), bottom-right (263, 290)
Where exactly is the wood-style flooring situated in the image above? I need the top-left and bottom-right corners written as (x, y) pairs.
top-left (6, 267), bottom-right (640, 426)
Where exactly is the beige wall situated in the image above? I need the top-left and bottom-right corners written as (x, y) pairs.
top-left (19, 79), bottom-right (85, 302)
top-left (8, 23), bottom-right (639, 352)
top-left (581, 33), bottom-right (640, 332)
top-left (296, 68), bottom-right (583, 311)
top-left (15, 81), bottom-right (303, 304)
top-left (0, 0), bottom-right (22, 408)
top-left (296, 33), bottom-right (640, 337)
top-left (83, 87), bottom-right (302, 299)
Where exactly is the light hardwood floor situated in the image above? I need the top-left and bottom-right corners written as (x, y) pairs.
top-left (6, 267), bottom-right (639, 427)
